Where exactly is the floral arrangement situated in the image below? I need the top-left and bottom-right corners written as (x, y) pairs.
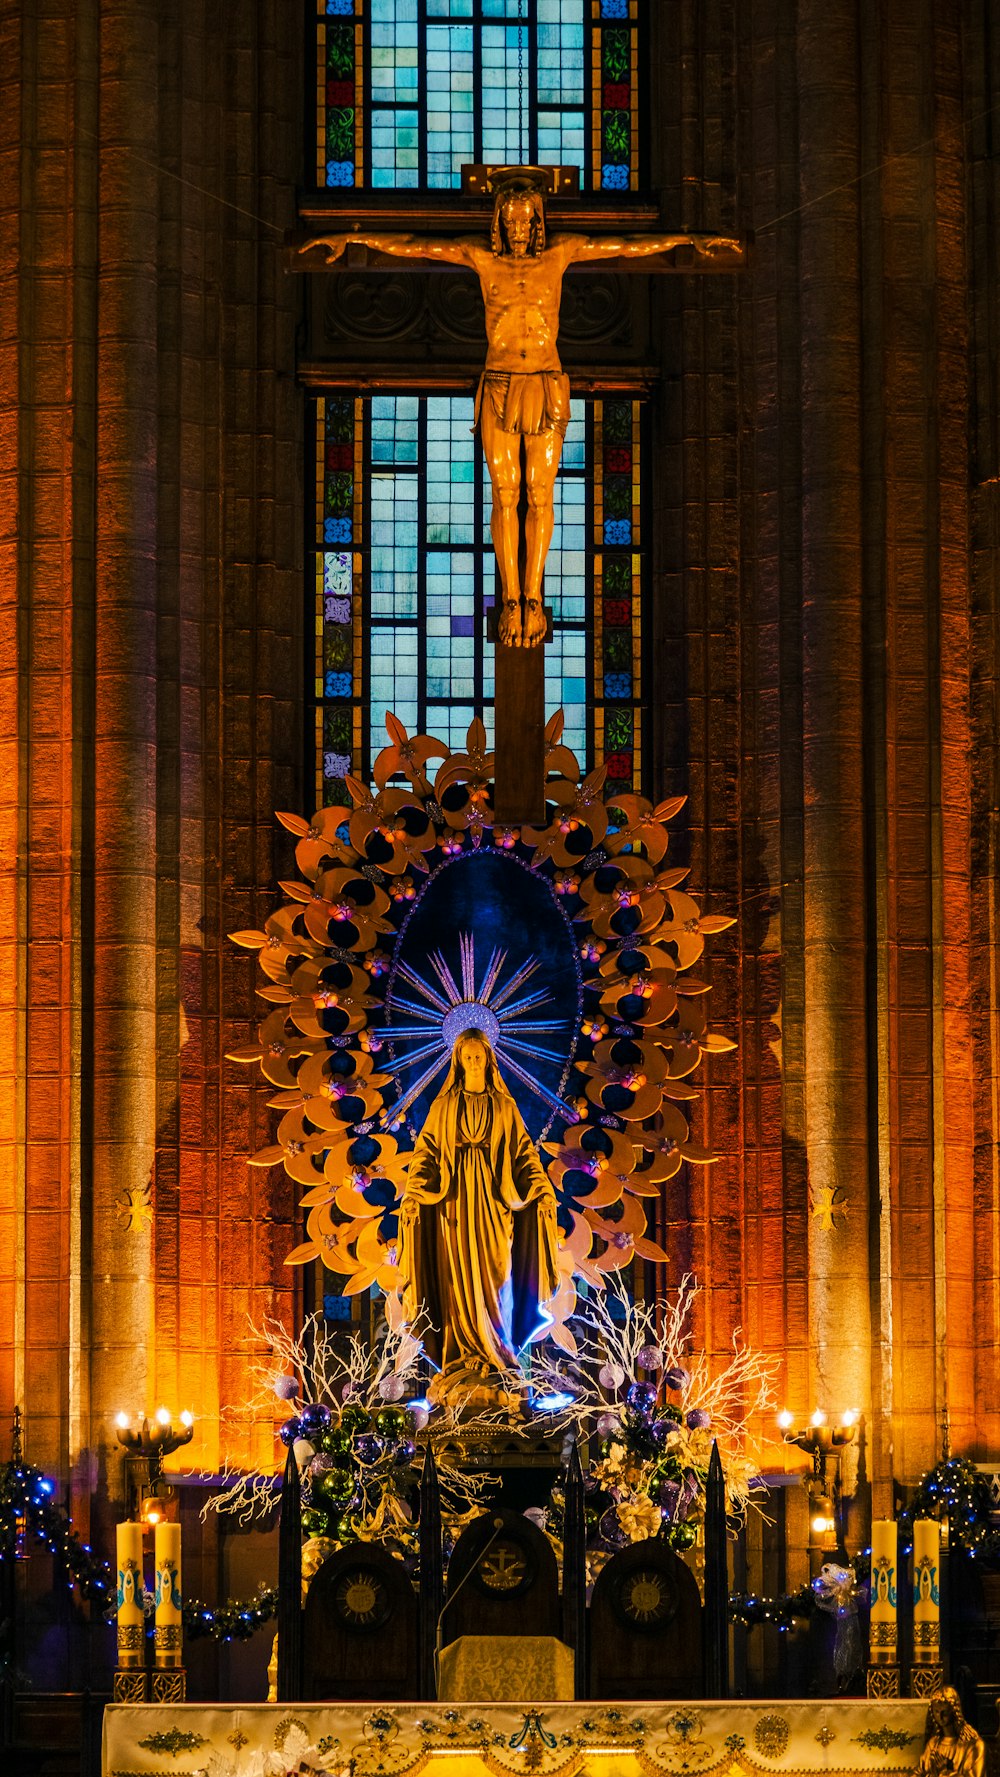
top-left (534, 1274), bottom-right (775, 1569)
top-left (203, 1311), bottom-right (504, 1559)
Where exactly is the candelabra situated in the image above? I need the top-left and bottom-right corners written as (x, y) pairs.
top-left (113, 1410), bottom-right (193, 1704)
top-left (777, 1408), bottom-right (860, 1550)
top-left (115, 1408), bottom-right (194, 1523)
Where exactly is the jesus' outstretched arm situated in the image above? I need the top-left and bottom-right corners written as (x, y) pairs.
top-left (554, 231), bottom-right (744, 267)
top-left (303, 231), bottom-right (479, 269)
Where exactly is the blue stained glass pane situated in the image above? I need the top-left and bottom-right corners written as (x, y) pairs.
top-left (324, 750), bottom-right (352, 778)
top-left (325, 517), bottom-right (352, 543)
top-left (326, 0), bottom-right (353, 12)
top-left (604, 672), bottom-right (632, 699)
top-left (604, 519), bottom-right (631, 545)
top-left (600, 0), bottom-right (629, 14)
top-left (451, 615), bottom-right (474, 636)
top-left (326, 670), bottom-right (353, 697)
top-left (324, 552), bottom-right (352, 596)
top-left (602, 164), bottom-right (630, 190)
top-left (326, 161), bottom-right (355, 186)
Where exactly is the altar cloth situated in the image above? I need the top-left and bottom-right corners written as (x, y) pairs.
top-left (102, 1697), bottom-right (930, 1777)
top-left (438, 1635), bottom-right (575, 1701)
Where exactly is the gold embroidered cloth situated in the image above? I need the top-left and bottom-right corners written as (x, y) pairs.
top-left (438, 1635), bottom-right (575, 1702)
top-left (103, 1697), bottom-right (930, 1777)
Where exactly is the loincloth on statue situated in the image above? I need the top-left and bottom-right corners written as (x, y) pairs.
top-left (473, 369), bottom-right (571, 438)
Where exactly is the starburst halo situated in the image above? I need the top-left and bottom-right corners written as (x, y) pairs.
top-left (382, 929), bottom-right (577, 1131)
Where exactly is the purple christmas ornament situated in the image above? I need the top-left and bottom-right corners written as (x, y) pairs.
top-left (626, 1380), bottom-right (658, 1416)
top-left (598, 1362), bottom-right (625, 1391)
top-left (596, 1411), bottom-right (620, 1440)
top-left (278, 1416), bottom-right (301, 1447)
top-left (354, 1432), bottom-right (383, 1465)
top-left (658, 1477), bottom-right (681, 1516)
top-left (378, 1373), bottom-right (406, 1402)
top-left (685, 1407), bottom-right (712, 1431)
top-left (300, 1402), bottom-right (332, 1433)
top-left (599, 1506), bottom-right (628, 1548)
top-left (637, 1344), bottom-right (663, 1371)
top-left (649, 1418), bottom-right (681, 1452)
top-left (663, 1366), bottom-right (690, 1391)
top-left (309, 1452), bottom-right (334, 1477)
top-left (394, 1438), bottom-right (416, 1466)
top-left (274, 1375), bottom-right (298, 1401)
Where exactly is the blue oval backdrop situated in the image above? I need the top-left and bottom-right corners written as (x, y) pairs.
top-left (383, 849), bottom-right (582, 1143)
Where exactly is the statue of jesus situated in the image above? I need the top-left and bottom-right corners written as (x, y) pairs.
top-left (305, 181), bottom-right (740, 647)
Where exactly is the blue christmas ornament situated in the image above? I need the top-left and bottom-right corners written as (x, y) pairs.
top-left (278, 1417), bottom-right (301, 1447)
top-left (299, 1402), bottom-right (332, 1433)
top-left (626, 1380), bottom-right (658, 1416)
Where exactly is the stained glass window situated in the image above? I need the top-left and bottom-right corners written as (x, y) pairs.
top-left (314, 0), bottom-right (640, 193)
top-left (312, 393), bottom-right (644, 805)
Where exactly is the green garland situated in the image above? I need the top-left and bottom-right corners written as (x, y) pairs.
top-left (2, 1451), bottom-right (993, 1644)
top-left (0, 1457), bottom-right (277, 1642)
top-left (896, 1456), bottom-right (1000, 1557)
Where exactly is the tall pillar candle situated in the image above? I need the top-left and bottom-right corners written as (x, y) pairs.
top-left (869, 1520), bottom-right (898, 1664)
top-left (116, 1523), bottom-right (145, 1667)
top-left (154, 1523), bottom-right (182, 1666)
top-left (912, 1519), bottom-right (941, 1662)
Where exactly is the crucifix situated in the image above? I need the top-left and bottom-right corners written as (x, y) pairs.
top-left (304, 169), bottom-right (745, 823)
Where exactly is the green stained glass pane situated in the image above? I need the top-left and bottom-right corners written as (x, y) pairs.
top-left (603, 628), bottom-right (631, 670)
top-left (603, 556), bottom-right (631, 596)
top-left (602, 111), bottom-right (630, 161)
top-left (325, 707), bottom-right (352, 751)
top-left (325, 470), bottom-right (353, 517)
top-left (327, 108), bottom-right (355, 159)
top-left (604, 476), bottom-right (631, 520)
top-left (602, 26), bottom-right (629, 82)
top-left (325, 627), bottom-right (352, 670)
top-left (605, 708), bottom-right (633, 751)
top-left (327, 399), bottom-right (354, 443)
top-left (326, 24), bottom-right (355, 77)
top-left (603, 401), bottom-right (631, 444)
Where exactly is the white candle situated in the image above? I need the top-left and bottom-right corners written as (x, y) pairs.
top-left (869, 1520), bottom-right (898, 1665)
top-left (116, 1522), bottom-right (145, 1668)
top-left (153, 1522), bottom-right (182, 1667)
top-left (912, 1519), bottom-right (941, 1663)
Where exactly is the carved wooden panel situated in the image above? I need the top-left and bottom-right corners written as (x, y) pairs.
top-left (310, 271), bottom-right (649, 371)
top-left (442, 1508), bottom-right (561, 1644)
top-left (588, 1538), bottom-right (704, 1700)
top-left (302, 1543), bottom-right (420, 1701)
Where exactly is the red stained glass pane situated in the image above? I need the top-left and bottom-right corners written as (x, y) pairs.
top-left (602, 82), bottom-right (630, 109)
top-left (603, 598), bottom-right (631, 625)
top-left (326, 443), bottom-right (354, 470)
top-left (327, 79), bottom-right (354, 106)
top-left (605, 752), bottom-right (632, 780)
top-left (604, 446), bottom-right (632, 473)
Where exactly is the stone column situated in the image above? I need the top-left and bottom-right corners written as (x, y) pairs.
top-left (796, 0), bottom-right (872, 1442)
top-left (88, 0), bottom-right (161, 1474)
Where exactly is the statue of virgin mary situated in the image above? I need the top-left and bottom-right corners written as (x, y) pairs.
top-left (395, 1029), bottom-right (560, 1382)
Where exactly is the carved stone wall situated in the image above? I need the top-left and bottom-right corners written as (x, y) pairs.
top-left (0, 0), bottom-right (303, 1593)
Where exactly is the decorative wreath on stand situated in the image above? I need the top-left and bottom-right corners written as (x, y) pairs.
top-left (228, 711), bottom-right (735, 1357)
